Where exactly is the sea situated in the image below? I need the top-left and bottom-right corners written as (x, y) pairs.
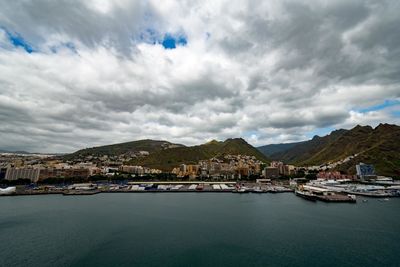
top-left (1, 193), bottom-right (399, 267)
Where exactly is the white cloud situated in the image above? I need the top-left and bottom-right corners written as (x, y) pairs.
top-left (0, 0), bottom-right (399, 152)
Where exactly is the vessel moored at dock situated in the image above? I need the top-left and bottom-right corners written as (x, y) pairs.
top-left (0, 187), bottom-right (16, 195)
top-left (63, 190), bottom-right (100, 196)
top-left (295, 189), bottom-right (317, 201)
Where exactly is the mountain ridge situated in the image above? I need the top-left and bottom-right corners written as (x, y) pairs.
top-left (64, 139), bottom-right (185, 160)
top-left (258, 124), bottom-right (400, 177)
top-left (64, 137), bottom-right (270, 171)
top-left (128, 138), bottom-right (270, 171)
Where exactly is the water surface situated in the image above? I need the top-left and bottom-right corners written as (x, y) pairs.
top-left (1, 193), bottom-right (399, 267)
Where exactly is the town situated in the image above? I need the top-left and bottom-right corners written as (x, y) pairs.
top-left (1, 151), bottom-right (399, 201)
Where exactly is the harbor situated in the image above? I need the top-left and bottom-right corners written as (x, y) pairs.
top-left (0, 181), bottom-right (294, 196)
top-left (2, 179), bottom-right (400, 204)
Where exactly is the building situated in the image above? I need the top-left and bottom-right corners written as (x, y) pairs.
top-left (186, 165), bottom-right (199, 177)
top-left (0, 168), bottom-right (7, 180)
top-left (5, 167), bottom-right (40, 182)
top-left (264, 167), bottom-right (279, 178)
top-left (39, 167), bottom-right (90, 180)
top-left (269, 161), bottom-right (296, 176)
top-left (120, 165), bottom-right (145, 174)
top-left (317, 171), bottom-right (357, 180)
top-left (256, 178), bottom-right (271, 184)
top-left (356, 162), bottom-right (376, 180)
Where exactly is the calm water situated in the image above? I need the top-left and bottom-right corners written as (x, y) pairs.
top-left (1, 193), bottom-right (399, 267)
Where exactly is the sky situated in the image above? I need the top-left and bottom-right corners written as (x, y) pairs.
top-left (0, 0), bottom-right (399, 153)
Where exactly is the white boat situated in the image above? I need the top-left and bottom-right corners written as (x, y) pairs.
top-left (347, 194), bottom-right (357, 201)
top-left (253, 187), bottom-right (263, 193)
top-left (233, 186), bottom-right (249, 193)
top-left (0, 187), bottom-right (16, 195)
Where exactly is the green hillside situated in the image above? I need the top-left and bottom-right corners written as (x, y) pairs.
top-left (270, 129), bottom-right (348, 163)
top-left (64, 139), bottom-right (184, 159)
top-left (257, 141), bottom-right (305, 157)
top-left (129, 138), bottom-right (270, 171)
top-left (268, 124), bottom-right (400, 177)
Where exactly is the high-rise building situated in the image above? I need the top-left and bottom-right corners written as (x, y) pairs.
top-left (39, 167), bottom-right (90, 180)
top-left (264, 167), bottom-right (279, 178)
top-left (356, 162), bottom-right (376, 180)
top-left (5, 167), bottom-right (40, 182)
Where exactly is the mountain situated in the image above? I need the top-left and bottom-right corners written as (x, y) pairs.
top-left (0, 149), bottom-right (31, 154)
top-left (129, 138), bottom-right (270, 171)
top-left (257, 141), bottom-right (305, 157)
top-left (270, 129), bottom-right (348, 163)
top-left (64, 139), bottom-right (185, 159)
top-left (262, 124), bottom-right (400, 177)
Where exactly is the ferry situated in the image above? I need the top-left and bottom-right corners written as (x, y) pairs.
top-left (63, 190), bottom-right (100, 196)
top-left (295, 189), bottom-right (316, 201)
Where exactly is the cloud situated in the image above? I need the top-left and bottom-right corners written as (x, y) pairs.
top-left (0, 0), bottom-right (399, 152)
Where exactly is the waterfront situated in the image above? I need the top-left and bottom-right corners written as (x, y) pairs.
top-left (1, 193), bottom-right (399, 267)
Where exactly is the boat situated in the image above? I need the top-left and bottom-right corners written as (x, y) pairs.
top-left (348, 194), bottom-right (357, 201)
top-left (295, 189), bottom-right (316, 201)
top-left (63, 190), bottom-right (100, 196)
top-left (196, 184), bottom-right (204, 191)
top-left (0, 186), bottom-right (16, 195)
top-left (233, 186), bottom-right (249, 193)
top-left (253, 187), bottom-right (264, 193)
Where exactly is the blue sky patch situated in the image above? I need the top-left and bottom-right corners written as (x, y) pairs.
top-left (139, 28), bottom-right (158, 45)
top-left (358, 99), bottom-right (400, 113)
top-left (138, 29), bottom-right (187, 49)
top-left (4, 29), bottom-right (34, 53)
top-left (162, 34), bottom-right (187, 49)
top-left (50, 42), bottom-right (77, 54)
top-left (392, 110), bottom-right (400, 117)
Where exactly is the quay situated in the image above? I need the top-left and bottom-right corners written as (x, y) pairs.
top-left (314, 194), bottom-right (356, 203)
top-left (63, 190), bottom-right (100, 196)
top-left (0, 182), bottom-right (293, 196)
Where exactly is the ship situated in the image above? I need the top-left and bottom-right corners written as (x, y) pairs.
top-left (295, 189), bottom-right (316, 201)
top-left (0, 186), bottom-right (16, 195)
top-left (63, 190), bottom-right (100, 196)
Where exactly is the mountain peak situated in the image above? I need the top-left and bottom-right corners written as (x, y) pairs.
top-left (352, 124), bottom-right (373, 130)
top-left (259, 123), bottom-right (400, 177)
top-left (205, 139), bottom-right (220, 145)
top-left (312, 135), bottom-right (321, 140)
top-left (224, 137), bottom-right (247, 143)
top-left (375, 123), bottom-right (397, 130)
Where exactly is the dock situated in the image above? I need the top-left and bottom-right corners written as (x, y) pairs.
top-left (62, 190), bottom-right (100, 196)
top-left (315, 194), bottom-right (356, 203)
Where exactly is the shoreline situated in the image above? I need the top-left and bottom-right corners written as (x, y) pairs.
top-left (1, 189), bottom-right (294, 197)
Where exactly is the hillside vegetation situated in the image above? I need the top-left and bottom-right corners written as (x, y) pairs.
top-left (64, 139), bottom-right (184, 159)
top-left (257, 141), bottom-right (305, 157)
top-left (129, 138), bottom-right (270, 171)
top-left (259, 124), bottom-right (400, 177)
